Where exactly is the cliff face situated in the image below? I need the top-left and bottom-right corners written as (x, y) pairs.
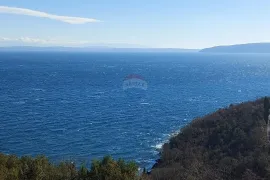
top-left (150, 98), bottom-right (270, 180)
top-left (200, 43), bottom-right (270, 53)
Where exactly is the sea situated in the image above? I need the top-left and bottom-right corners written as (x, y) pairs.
top-left (1, 52), bottom-right (270, 169)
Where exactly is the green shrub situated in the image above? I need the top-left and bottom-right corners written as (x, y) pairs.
top-left (0, 154), bottom-right (139, 180)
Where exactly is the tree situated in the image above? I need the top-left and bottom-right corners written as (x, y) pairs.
top-left (264, 97), bottom-right (269, 124)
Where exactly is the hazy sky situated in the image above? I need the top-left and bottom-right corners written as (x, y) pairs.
top-left (0, 0), bottom-right (270, 48)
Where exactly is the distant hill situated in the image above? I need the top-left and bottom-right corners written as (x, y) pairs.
top-left (150, 97), bottom-right (270, 180)
top-left (200, 43), bottom-right (270, 53)
top-left (0, 46), bottom-right (199, 53)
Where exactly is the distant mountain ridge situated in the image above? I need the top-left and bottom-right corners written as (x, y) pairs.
top-left (2, 43), bottom-right (270, 53)
top-left (0, 46), bottom-right (199, 53)
top-left (200, 43), bottom-right (270, 53)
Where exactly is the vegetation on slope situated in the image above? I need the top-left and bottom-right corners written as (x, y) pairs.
top-left (150, 97), bottom-right (270, 180)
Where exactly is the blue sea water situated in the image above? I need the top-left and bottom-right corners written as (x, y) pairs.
top-left (1, 52), bottom-right (270, 169)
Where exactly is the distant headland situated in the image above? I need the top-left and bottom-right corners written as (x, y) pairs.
top-left (200, 43), bottom-right (270, 53)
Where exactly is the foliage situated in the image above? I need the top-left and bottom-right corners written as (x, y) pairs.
top-left (150, 97), bottom-right (270, 180)
top-left (0, 154), bottom-right (139, 180)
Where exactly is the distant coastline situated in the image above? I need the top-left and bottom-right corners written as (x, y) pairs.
top-left (2, 42), bottom-right (270, 54)
top-left (200, 42), bottom-right (270, 53)
top-left (0, 46), bottom-right (199, 53)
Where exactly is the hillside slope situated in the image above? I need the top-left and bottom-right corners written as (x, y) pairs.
top-left (150, 98), bottom-right (270, 180)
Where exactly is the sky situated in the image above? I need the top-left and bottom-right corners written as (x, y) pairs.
top-left (0, 0), bottom-right (270, 48)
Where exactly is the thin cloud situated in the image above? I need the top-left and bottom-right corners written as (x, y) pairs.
top-left (0, 36), bottom-right (91, 46)
top-left (0, 37), bottom-right (11, 41)
top-left (0, 6), bottom-right (100, 24)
